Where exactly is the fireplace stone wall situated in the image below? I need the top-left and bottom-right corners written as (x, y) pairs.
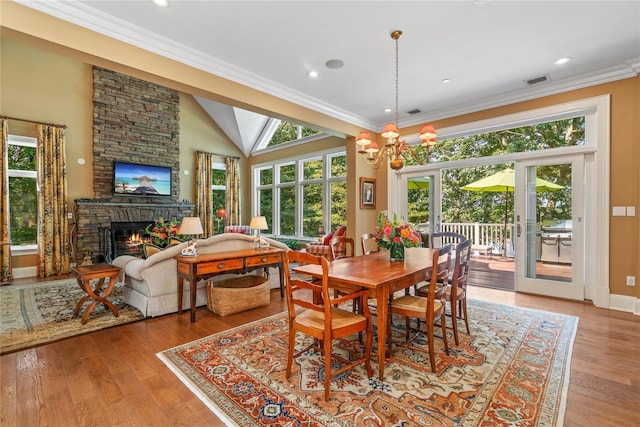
top-left (74, 201), bottom-right (194, 262)
top-left (73, 67), bottom-right (190, 263)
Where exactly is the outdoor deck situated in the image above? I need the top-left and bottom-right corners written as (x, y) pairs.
top-left (468, 256), bottom-right (572, 291)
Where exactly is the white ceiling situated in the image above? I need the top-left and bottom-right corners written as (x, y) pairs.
top-left (18, 0), bottom-right (640, 155)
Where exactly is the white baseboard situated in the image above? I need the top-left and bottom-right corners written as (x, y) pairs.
top-left (11, 266), bottom-right (38, 279)
top-left (609, 293), bottom-right (640, 315)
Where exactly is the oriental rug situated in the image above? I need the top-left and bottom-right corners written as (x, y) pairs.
top-left (158, 300), bottom-right (578, 426)
top-left (1, 278), bottom-right (144, 354)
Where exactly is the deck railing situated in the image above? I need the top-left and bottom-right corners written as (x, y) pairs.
top-left (438, 222), bottom-right (513, 253)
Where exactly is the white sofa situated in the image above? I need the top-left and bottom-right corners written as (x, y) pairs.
top-left (112, 233), bottom-right (289, 317)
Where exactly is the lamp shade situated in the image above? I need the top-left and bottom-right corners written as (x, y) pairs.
top-left (179, 217), bottom-right (204, 235)
top-left (381, 123), bottom-right (399, 139)
top-left (356, 131), bottom-right (372, 147)
top-left (317, 225), bottom-right (325, 236)
top-left (249, 216), bottom-right (268, 231)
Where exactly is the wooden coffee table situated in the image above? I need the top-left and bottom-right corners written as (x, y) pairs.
top-left (71, 263), bottom-right (122, 325)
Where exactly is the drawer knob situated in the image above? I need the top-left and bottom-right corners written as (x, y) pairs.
top-left (261, 257), bottom-right (268, 262)
top-left (217, 263), bottom-right (225, 269)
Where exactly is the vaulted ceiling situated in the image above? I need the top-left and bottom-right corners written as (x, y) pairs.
top-left (16, 1), bottom-right (640, 156)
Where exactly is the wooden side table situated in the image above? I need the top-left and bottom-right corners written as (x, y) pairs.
top-left (71, 263), bottom-right (122, 325)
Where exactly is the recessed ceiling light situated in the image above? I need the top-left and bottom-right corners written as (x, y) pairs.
top-left (151, 0), bottom-right (170, 7)
top-left (307, 70), bottom-right (319, 78)
top-left (384, 108), bottom-right (392, 113)
top-left (554, 57), bottom-right (572, 65)
top-left (325, 59), bottom-right (344, 69)
top-left (442, 78), bottom-right (451, 84)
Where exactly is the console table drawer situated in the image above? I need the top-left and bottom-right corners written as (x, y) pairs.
top-left (246, 254), bottom-right (282, 267)
top-left (198, 259), bottom-right (243, 275)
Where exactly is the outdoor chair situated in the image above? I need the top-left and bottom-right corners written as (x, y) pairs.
top-left (430, 231), bottom-right (466, 249)
top-left (388, 246), bottom-right (451, 372)
top-left (283, 251), bottom-right (373, 400)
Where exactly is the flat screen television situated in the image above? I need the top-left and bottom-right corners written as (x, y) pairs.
top-left (113, 161), bottom-right (172, 197)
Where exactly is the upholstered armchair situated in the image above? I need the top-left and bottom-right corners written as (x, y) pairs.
top-left (305, 225), bottom-right (347, 260)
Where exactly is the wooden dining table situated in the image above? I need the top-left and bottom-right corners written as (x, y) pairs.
top-left (293, 247), bottom-right (437, 381)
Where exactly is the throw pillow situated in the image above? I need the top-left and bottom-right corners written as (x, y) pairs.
top-left (323, 233), bottom-right (334, 246)
top-left (143, 243), bottom-right (163, 258)
top-left (168, 237), bottom-right (184, 246)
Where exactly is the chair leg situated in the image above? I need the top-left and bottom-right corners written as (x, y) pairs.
top-left (440, 312), bottom-right (449, 356)
top-left (450, 298), bottom-right (460, 346)
top-left (323, 334), bottom-right (332, 401)
top-left (426, 320), bottom-right (436, 372)
top-left (461, 299), bottom-right (470, 334)
top-left (286, 327), bottom-right (295, 378)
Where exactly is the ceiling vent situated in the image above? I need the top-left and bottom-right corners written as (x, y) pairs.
top-left (407, 109), bottom-right (422, 115)
top-left (525, 75), bottom-right (550, 86)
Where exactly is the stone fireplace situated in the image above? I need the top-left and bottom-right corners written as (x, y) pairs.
top-left (71, 67), bottom-right (193, 264)
top-left (74, 200), bottom-right (193, 263)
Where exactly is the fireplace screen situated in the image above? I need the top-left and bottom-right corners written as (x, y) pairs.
top-left (111, 221), bottom-right (154, 259)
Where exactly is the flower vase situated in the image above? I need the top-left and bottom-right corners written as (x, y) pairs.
top-left (389, 244), bottom-right (405, 262)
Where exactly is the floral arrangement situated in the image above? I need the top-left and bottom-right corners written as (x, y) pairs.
top-left (145, 217), bottom-right (183, 247)
top-left (375, 211), bottom-right (421, 260)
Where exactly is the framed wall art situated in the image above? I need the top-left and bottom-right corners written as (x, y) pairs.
top-left (360, 177), bottom-right (376, 209)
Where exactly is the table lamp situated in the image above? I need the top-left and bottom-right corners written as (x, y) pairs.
top-left (249, 216), bottom-right (268, 249)
top-left (179, 216), bottom-right (204, 255)
top-left (317, 224), bottom-right (325, 242)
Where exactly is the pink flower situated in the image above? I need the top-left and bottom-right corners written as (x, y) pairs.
top-left (393, 236), bottom-right (401, 244)
top-left (383, 225), bottom-right (392, 236)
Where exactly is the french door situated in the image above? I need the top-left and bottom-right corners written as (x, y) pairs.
top-left (513, 155), bottom-right (585, 300)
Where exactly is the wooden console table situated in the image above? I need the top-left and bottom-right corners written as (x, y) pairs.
top-left (176, 247), bottom-right (286, 323)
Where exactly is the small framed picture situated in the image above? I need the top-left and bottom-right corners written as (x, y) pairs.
top-left (360, 177), bottom-right (376, 209)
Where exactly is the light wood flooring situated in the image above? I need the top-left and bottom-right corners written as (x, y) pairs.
top-left (1, 277), bottom-right (638, 426)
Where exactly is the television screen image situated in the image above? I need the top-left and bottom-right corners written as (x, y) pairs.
top-left (113, 162), bottom-right (171, 196)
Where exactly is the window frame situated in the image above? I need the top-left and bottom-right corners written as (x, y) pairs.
top-left (253, 147), bottom-right (346, 239)
top-left (7, 134), bottom-right (38, 252)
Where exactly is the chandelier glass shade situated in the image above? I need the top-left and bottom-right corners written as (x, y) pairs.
top-left (356, 31), bottom-right (438, 171)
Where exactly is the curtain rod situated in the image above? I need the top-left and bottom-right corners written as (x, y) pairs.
top-left (1, 116), bottom-right (67, 129)
top-left (197, 150), bottom-right (240, 160)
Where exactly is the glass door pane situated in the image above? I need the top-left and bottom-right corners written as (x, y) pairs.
top-left (515, 156), bottom-right (584, 300)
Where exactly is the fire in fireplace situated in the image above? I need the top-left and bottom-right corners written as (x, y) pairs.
top-left (111, 221), bottom-right (154, 259)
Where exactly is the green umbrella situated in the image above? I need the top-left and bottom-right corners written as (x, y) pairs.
top-left (407, 177), bottom-right (430, 190)
top-left (461, 168), bottom-right (564, 257)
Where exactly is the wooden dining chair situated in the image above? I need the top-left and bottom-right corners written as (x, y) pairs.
top-left (418, 239), bottom-right (472, 345)
top-left (430, 231), bottom-right (466, 249)
top-left (283, 251), bottom-right (373, 400)
top-left (331, 236), bottom-right (355, 260)
top-left (387, 246), bottom-right (451, 372)
top-left (361, 233), bottom-right (379, 255)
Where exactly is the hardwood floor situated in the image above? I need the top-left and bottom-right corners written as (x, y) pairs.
top-left (2, 282), bottom-right (638, 426)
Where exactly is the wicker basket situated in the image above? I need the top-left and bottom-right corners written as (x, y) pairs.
top-left (207, 274), bottom-right (270, 316)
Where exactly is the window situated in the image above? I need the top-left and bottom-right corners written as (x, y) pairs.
top-left (212, 163), bottom-right (226, 234)
top-left (267, 121), bottom-right (320, 147)
top-left (7, 135), bottom-right (38, 248)
top-left (253, 149), bottom-right (346, 238)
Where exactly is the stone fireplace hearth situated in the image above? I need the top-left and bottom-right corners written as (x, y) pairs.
top-left (74, 200), bottom-right (194, 263)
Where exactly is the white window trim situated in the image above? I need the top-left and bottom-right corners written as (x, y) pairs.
top-left (390, 94), bottom-right (610, 308)
top-left (7, 135), bottom-right (38, 251)
top-left (253, 147), bottom-right (346, 238)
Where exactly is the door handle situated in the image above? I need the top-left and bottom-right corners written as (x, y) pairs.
top-left (517, 224), bottom-right (522, 237)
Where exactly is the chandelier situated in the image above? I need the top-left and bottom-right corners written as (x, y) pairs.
top-left (356, 30), bottom-right (437, 171)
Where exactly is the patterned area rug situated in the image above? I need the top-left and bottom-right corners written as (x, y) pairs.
top-left (1, 278), bottom-right (144, 354)
top-left (158, 300), bottom-right (578, 426)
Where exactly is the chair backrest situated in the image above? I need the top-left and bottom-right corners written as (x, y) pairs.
top-left (284, 250), bottom-right (331, 320)
top-left (424, 245), bottom-right (452, 315)
top-left (450, 239), bottom-right (472, 295)
top-left (430, 231), bottom-right (466, 249)
top-left (361, 233), bottom-right (379, 255)
top-left (331, 236), bottom-right (355, 259)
